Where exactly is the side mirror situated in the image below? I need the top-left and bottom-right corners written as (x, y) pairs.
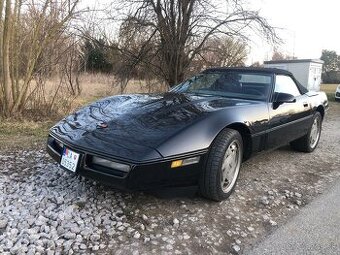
top-left (273, 92), bottom-right (296, 109)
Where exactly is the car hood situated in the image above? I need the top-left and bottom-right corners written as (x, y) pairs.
top-left (51, 92), bottom-right (258, 161)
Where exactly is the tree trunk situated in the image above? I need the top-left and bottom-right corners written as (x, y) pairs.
top-left (0, 0), bottom-right (4, 111)
top-left (2, 0), bottom-right (13, 116)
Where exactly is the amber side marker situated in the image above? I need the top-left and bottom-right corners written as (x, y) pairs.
top-left (171, 160), bottom-right (183, 168)
top-left (171, 157), bottom-right (200, 168)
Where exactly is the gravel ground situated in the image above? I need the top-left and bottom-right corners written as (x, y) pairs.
top-left (247, 179), bottom-right (340, 255)
top-left (0, 103), bottom-right (339, 255)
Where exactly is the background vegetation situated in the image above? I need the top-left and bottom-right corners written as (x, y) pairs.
top-left (0, 0), bottom-right (337, 122)
top-left (320, 50), bottom-right (340, 84)
top-left (0, 0), bottom-right (279, 120)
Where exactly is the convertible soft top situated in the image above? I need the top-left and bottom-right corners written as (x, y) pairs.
top-left (203, 67), bottom-right (308, 94)
top-left (203, 67), bottom-right (293, 75)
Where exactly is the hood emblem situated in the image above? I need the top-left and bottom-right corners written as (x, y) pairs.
top-left (96, 122), bottom-right (108, 129)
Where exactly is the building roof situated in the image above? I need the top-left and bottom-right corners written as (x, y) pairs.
top-left (264, 59), bottom-right (324, 64)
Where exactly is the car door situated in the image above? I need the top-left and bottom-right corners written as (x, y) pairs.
top-left (266, 74), bottom-right (313, 149)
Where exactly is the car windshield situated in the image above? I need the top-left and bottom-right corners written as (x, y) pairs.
top-left (170, 71), bottom-right (273, 101)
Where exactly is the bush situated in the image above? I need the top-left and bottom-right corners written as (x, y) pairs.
top-left (322, 71), bottom-right (340, 84)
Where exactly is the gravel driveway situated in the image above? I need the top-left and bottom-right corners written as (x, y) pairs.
top-left (0, 103), bottom-right (339, 255)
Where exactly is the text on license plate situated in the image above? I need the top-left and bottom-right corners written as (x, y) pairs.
top-left (60, 147), bottom-right (80, 172)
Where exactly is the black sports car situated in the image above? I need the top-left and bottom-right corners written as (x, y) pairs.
top-left (47, 67), bottom-right (328, 201)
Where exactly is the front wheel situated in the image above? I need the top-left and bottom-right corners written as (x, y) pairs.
top-left (290, 112), bottom-right (322, 152)
top-left (199, 129), bottom-right (243, 201)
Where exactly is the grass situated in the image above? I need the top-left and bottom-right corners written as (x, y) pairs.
top-left (320, 84), bottom-right (338, 102)
top-left (320, 84), bottom-right (338, 93)
top-left (42, 73), bottom-right (168, 117)
top-left (0, 121), bottom-right (54, 151)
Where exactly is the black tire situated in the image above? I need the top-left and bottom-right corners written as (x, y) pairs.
top-left (199, 128), bottom-right (243, 201)
top-left (290, 112), bottom-right (322, 152)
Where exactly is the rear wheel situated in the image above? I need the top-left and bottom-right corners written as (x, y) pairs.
top-left (290, 112), bottom-right (322, 152)
top-left (199, 129), bottom-right (243, 201)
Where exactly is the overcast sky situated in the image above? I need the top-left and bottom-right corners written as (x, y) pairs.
top-left (249, 0), bottom-right (339, 63)
top-left (82, 0), bottom-right (339, 64)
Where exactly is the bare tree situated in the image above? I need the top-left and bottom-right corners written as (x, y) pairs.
top-left (250, 61), bottom-right (262, 67)
top-left (108, 0), bottom-right (278, 87)
top-left (189, 36), bottom-right (248, 75)
top-left (0, 0), bottom-right (80, 118)
top-left (271, 49), bottom-right (285, 61)
top-left (271, 47), bottom-right (296, 61)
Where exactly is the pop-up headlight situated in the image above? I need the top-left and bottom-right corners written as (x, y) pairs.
top-left (92, 157), bottom-right (131, 173)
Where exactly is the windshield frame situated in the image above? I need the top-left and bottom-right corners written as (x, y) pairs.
top-left (170, 71), bottom-right (274, 102)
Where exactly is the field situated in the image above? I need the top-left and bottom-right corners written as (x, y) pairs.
top-left (57, 73), bottom-right (167, 112)
top-left (0, 78), bottom-right (338, 151)
top-left (320, 83), bottom-right (338, 102)
top-left (320, 83), bottom-right (338, 93)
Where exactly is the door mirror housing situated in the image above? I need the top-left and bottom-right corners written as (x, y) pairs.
top-left (273, 92), bottom-right (296, 109)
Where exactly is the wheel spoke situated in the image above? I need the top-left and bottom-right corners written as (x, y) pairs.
top-left (220, 141), bottom-right (241, 192)
top-left (310, 117), bottom-right (320, 149)
top-left (222, 155), bottom-right (231, 171)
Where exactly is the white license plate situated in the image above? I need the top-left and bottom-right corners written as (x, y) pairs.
top-left (60, 147), bottom-right (80, 172)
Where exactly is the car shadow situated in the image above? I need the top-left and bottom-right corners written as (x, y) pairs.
top-left (146, 186), bottom-right (199, 200)
top-left (277, 144), bottom-right (293, 152)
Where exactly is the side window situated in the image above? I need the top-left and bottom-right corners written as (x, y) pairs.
top-left (275, 75), bottom-right (301, 97)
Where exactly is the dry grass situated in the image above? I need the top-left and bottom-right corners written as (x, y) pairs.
top-left (77, 73), bottom-right (168, 99)
top-left (44, 73), bottom-right (168, 116)
top-left (320, 84), bottom-right (338, 102)
top-left (0, 120), bottom-right (54, 151)
top-left (320, 84), bottom-right (338, 93)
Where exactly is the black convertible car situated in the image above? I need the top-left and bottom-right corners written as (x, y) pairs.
top-left (47, 67), bottom-right (328, 201)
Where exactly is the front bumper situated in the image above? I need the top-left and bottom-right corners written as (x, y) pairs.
top-left (335, 91), bottom-right (340, 100)
top-left (46, 135), bottom-right (207, 190)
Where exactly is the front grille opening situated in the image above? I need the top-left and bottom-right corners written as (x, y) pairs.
top-left (48, 136), bottom-right (63, 155)
top-left (53, 139), bottom-right (64, 153)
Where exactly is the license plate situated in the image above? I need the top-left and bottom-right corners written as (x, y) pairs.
top-left (60, 147), bottom-right (80, 172)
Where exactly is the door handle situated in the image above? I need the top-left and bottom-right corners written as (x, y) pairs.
top-left (303, 102), bottom-right (309, 107)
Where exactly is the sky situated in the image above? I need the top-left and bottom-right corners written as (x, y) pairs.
top-left (82, 0), bottom-right (340, 64)
top-left (249, 0), bottom-right (339, 63)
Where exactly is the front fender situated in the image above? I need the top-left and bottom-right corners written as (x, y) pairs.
top-left (156, 103), bottom-right (269, 157)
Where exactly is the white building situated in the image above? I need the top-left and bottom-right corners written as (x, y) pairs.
top-left (264, 59), bottom-right (324, 91)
